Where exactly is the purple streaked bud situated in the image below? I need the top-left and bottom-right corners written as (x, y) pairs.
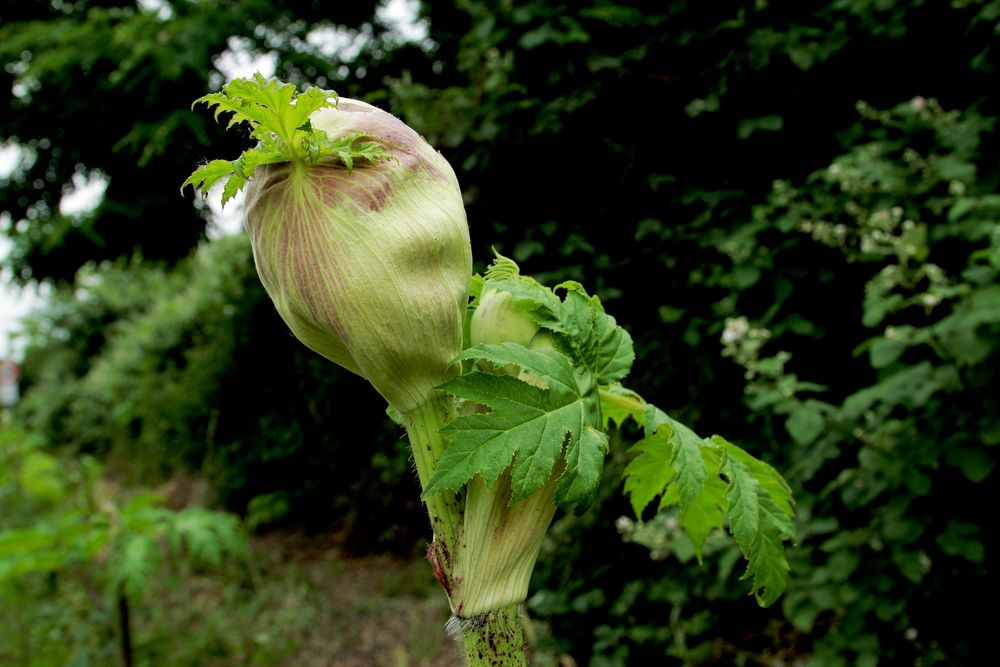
top-left (243, 99), bottom-right (471, 415)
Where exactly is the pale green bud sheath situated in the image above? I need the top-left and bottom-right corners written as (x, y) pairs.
top-left (243, 98), bottom-right (472, 416)
top-left (454, 471), bottom-right (558, 617)
top-left (184, 76), bottom-right (466, 586)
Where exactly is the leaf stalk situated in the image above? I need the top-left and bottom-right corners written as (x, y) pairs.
top-left (598, 386), bottom-right (646, 415)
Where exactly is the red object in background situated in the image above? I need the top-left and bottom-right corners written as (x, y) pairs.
top-left (0, 360), bottom-right (19, 407)
top-left (0, 360), bottom-right (18, 385)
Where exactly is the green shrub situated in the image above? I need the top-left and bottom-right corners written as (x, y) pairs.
top-left (0, 426), bottom-right (248, 666)
top-left (528, 99), bottom-right (997, 666)
top-left (720, 98), bottom-right (998, 665)
top-left (16, 235), bottom-right (429, 551)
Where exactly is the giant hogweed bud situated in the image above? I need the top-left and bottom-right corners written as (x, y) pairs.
top-left (469, 254), bottom-right (538, 349)
top-left (185, 77), bottom-right (471, 415)
top-left (245, 100), bottom-right (471, 413)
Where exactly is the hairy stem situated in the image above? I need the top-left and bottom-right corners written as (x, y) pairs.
top-left (457, 604), bottom-right (528, 667)
top-left (403, 394), bottom-right (463, 592)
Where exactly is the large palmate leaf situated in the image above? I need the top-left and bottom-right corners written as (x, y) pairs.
top-left (423, 343), bottom-right (607, 505)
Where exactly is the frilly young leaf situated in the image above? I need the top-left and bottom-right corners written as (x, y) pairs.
top-left (198, 75), bottom-right (331, 144)
top-left (422, 343), bottom-right (607, 506)
top-left (182, 73), bottom-right (393, 206)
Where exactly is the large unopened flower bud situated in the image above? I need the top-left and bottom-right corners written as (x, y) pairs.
top-left (243, 98), bottom-right (471, 414)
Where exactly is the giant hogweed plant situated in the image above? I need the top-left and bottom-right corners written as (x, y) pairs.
top-left (184, 74), bottom-right (795, 665)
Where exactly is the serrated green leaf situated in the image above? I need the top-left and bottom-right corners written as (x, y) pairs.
top-left (719, 447), bottom-right (795, 606)
top-left (485, 271), bottom-right (635, 386)
top-left (424, 343), bottom-right (605, 505)
top-left (677, 446), bottom-right (727, 558)
top-left (623, 403), bottom-right (726, 558)
top-left (644, 406), bottom-right (706, 515)
top-left (557, 425), bottom-right (608, 504)
top-left (558, 286), bottom-right (635, 384)
top-left (622, 410), bottom-right (794, 605)
top-left (196, 73), bottom-right (314, 145)
top-left (451, 342), bottom-right (580, 395)
top-left (180, 159), bottom-right (233, 196)
top-left (712, 435), bottom-right (794, 518)
top-left (220, 171), bottom-right (247, 205)
top-left (745, 493), bottom-right (795, 606)
top-left (721, 453), bottom-right (761, 550)
top-left (624, 406), bottom-right (708, 520)
top-left (623, 438), bottom-right (674, 517)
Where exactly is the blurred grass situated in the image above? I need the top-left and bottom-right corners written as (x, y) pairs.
top-left (133, 531), bottom-right (464, 667)
top-left (0, 426), bottom-right (463, 667)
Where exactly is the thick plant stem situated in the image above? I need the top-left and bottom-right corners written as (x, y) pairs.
top-left (459, 604), bottom-right (528, 667)
top-left (403, 394), bottom-right (463, 590)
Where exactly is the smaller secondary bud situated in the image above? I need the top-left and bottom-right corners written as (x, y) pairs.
top-left (470, 288), bottom-right (539, 348)
top-left (469, 273), bottom-right (557, 383)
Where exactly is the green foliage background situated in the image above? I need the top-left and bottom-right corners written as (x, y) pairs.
top-left (2, 0), bottom-right (998, 664)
